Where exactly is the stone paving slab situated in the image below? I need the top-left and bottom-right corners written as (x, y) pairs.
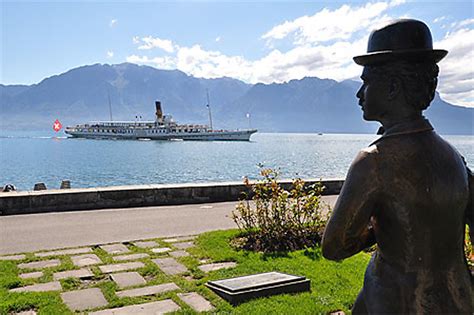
top-left (53, 268), bottom-right (93, 280)
top-left (169, 250), bottom-right (190, 258)
top-left (100, 244), bottom-right (130, 255)
top-left (18, 259), bottom-right (61, 269)
top-left (71, 254), bottom-right (102, 267)
top-left (163, 235), bottom-right (196, 243)
top-left (61, 288), bottom-right (108, 311)
top-left (152, 258), bottom-right (187, 275)
top-left (173, 241), bottom-right (194, 249)
top-left (132, 241), bottom-right (158, 248)
top-left (12, 311), bottom-right (37, 315)
top-left (99, 261), bottom-right (145, 273)
top-left (116, 282), bottom-right (180, 298)
top-left (89, 299), bottom-right (180, 315)
top-left (110, 272), bottom-right (146, 289)
top-left (198, 262), bottom-right (237, 272)
top-left (10, 281), bottom-right (62, 292)
top-left (113, 253), bottom-right (149, 262)
top-left (35, 247), bottom-right (92, 257)
top-left (0, 254), bottom-right (26, 261)
top-left (19, 271), bottom-right (43, 279)
top-left (151, 247), bottom-right (171, 254)
top-left (178, 292), bottom-right (215, 312)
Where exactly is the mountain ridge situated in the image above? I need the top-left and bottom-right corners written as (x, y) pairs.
top-left (1, 62), bottom-right (472, 135)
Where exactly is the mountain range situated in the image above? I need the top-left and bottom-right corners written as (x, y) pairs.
top-left (1, 62), bottom-right (472, 134)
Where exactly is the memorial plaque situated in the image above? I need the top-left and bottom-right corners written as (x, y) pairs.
top-left (206, 272), bottom-right (310, 305)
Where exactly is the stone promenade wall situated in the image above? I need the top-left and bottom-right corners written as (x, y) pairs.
top-left (0, 179), bottom-right (344, 216)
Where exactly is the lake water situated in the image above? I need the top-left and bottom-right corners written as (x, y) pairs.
top-left (0, 131), bottom-right (472, 191)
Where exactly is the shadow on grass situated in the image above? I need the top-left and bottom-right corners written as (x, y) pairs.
top-left (261, 251), bottom-right (291, 261)
top-left (303, 248), bottom-right (322, 261)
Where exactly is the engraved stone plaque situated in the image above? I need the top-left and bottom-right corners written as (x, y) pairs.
top-left (206, 272), bottom-right (310, 305)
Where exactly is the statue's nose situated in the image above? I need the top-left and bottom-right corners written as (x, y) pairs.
top-left (356, 86), bottom-right (364, 99)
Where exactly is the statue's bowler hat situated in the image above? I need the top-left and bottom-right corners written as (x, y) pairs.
top-left (353, 19), bottom-right (447, 65)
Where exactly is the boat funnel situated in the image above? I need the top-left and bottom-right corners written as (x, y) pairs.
top-left (155, 101), bottom-right (163, 122)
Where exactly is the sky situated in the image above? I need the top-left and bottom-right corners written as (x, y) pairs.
top-left (1, 0), bottom-right (473, 107)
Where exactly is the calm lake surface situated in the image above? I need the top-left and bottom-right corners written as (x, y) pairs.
top-left (0, 131), bottom-right (472, 191)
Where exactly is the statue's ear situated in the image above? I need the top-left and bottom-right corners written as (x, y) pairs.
top-left (388, 77), bottom-right (401, 100)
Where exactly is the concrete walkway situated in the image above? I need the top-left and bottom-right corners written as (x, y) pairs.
top-left (0, 196), bottom-right (338, 255)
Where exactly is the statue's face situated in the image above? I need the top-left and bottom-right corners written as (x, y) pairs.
top-left (356, 67), bottom-right (390, 122)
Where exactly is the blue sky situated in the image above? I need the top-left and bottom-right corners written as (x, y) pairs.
top-left (1, 0), bottom-right (473, 106)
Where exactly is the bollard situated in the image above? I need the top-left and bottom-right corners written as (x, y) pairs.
top-left (60, 180), bottom-right (71, 189)
top-left (33, 183), bottom-right (47, 191)
top-left (2, 184), bottom-right (16, 192)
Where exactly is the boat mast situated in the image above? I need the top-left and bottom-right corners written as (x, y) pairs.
top-left (107, 90), bottom-right (113, 121)
top-left (206, 89), bottom-right (213, 131)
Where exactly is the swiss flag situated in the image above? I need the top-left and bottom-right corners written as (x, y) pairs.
top-left (53, 119), bottom-right (62, 132)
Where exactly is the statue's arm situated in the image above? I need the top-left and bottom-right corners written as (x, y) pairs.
top-left (322, 149), bottom-right (378, 261)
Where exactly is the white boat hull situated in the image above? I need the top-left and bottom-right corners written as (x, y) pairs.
top-left (65, 129), bottom-right (257, 141)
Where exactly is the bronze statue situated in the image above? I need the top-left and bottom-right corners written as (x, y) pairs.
top-left (322, 19), bottom-right (473, 314)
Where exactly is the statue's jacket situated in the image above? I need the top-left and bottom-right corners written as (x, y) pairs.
top-left (323, 117), bottom-right (473, 314)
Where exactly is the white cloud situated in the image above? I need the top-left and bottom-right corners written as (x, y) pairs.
top-left (107, 51), bottom-right (114, 58)
top-left (450, 18), bottom-right (474, 30)
top-left (435, 26), bottom-right (474, 106)
top-left (175, 45), bottom-right (253, 80)
top-left (126, 55), bottom-right (176, 70)
top-left (132, 36), bottom-right (140, 44)
top-left (126, 38), bottom-right (365, 85)
top-left (110, 19), bottom-right (117, 28)
top-left (433, 16), bottom-right (446, 23)
top-left (135, 36), bottom-right (176, 53)
top-left (261, 1), bottom-right (403, 45)
top-left (215, 36), bottom-right (221, 42)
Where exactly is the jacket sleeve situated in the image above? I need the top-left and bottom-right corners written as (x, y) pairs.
top-left (322, 148), bottom-right (379, 261)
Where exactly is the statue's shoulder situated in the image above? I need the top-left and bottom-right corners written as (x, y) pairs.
top-left (357, 144), bottom-right (379, 161)
top-left (349, 145), bottom-right (380, 174)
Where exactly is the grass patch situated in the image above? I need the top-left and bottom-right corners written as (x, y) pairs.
top-left (1, 230), bottom-right (369, 314)
top-left (190, 230), bottom-right (369, 314)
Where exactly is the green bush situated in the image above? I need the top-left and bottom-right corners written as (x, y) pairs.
top-left (465, 225), bottom-right (473, 270)
top-left (232, 168), bottom-right (330, 252)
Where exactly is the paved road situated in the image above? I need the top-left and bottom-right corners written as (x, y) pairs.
top-left (0, 195), bottom-right (338, 255)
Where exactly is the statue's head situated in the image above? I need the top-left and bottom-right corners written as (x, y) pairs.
top-left (353, 19), bottom-right (447, 122)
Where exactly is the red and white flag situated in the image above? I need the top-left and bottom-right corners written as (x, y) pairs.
top-left (53, 119), bottom-right (62, 132)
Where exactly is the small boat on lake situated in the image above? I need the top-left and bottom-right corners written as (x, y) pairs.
top-left (65, 101), bottom-right (257, 141)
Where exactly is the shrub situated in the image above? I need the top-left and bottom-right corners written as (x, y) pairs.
top-left (465, 225), bottom-right (473, 270)
top-left (232, 168), bottom-right (330, 252)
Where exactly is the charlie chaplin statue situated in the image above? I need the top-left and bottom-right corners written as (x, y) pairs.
top-left (322, 19), bottom-right (473, 314)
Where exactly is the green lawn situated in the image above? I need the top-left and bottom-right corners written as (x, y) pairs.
top-left (0, 229), bottom-right (370, 314)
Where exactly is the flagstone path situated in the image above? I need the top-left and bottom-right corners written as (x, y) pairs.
top-left (0, 254), bottom-right (26, 261)
top-left (19, 271), bottom-right (43, 279)
top-left (152, 247), bottom-right (172, 253)
top-left (71, 254), bottom-right (102, 267)
top-left (170, 250), bottom-right (190, 258)
top-left (178, 292), bottom-right (215, 312)
top-left (113, 253), bottom-right (149, 261)
top-left (110, 271), bottom-right (146, 289)
top-left (18, 259), bottom-right (61, 269)
top-left (53, 268), bottom-right (93, 280)
top-left (3, 235), bottom-right (232, 314)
